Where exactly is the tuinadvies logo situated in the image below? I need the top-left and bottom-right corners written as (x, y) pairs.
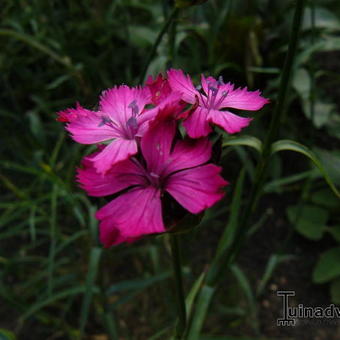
top-left (277, 291), bottom-right (340, 326)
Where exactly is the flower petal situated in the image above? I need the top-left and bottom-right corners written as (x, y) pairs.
top-left (91, 138), bottom-right (138, 174)
top-left (137, 91), bottom-right (183, 137)
top-left (182, 107), bottom-right (212, 138)
top-left (99, 85), bottom-right (151, 126)
top-left (146, 73), bottom-right (172, 105)
top-left (141, 102), bottom-right (178, 174)
top-left (163, 138), bottom-right (212, 176)
top-left (167, 69), bottom-right (197, 104)
top-left (65, 105), bottom-right (120, 144)
top-left (99, 219), bottom-right (140, 247)
top-left (165, 164), bottom-right (228, 214)
top-left (96, 187), bottom-right (165, 246)
top-left (219, 87), bottom-right (269, 111)
top-left (208, 109), bottom-right (252, 134)
top-left (77, 156), bottom-right (146, 197)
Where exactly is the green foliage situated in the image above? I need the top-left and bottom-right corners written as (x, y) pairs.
top-left (287, 204), bottom-right (328, 240)
top-left (313, 247), bottom-right (340, 283)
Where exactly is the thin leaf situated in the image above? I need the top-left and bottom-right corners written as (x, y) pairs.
top-left (264, 169), bottom-right (317, 193)
top-left (186, 285), bottom-right (215, 340)
top-left (271, 139), bottom-right (340, 198)
top-left (21, 286), bottom-right (97, 321)
top-left (230, 265), bottom-right (258, 331)
top-left (257, 254), bottom-right (295, 296)
top-left (106, 272), bottom-right (171, 295)
top-left (185, 272), bottom-right (206, 320)
top-left (222, 136), bottom-right (262, 153)
top-left (48, 185), bottom-right (58, 296)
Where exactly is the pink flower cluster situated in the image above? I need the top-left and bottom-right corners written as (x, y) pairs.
top-left (58, 69), bottom-right (268, 247)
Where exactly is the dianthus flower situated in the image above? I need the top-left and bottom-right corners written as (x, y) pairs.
top-left (167, 69), bottom-right (269, 138)
top-left (58, 85), bottom-right (153, 174)
top-left (77, 100), bottom-right (228, 247)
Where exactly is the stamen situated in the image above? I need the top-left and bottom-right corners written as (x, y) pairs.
top-left (208, 85), bottom-right (218, 97)
top-left (128, 100), bottom-right (139, 117)
top-left (98, 116), bottom-right (112, 127)
top-left (218, 75), bottom-right (224, 86)
top-left (215, 90), bottom-right (229, 108)
top-left (196, 85), bottom-right (202, 91)
top-left (126, 116), bottom-right (138, 136)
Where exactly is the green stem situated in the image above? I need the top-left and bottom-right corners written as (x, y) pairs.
top-left (139, 8), bottom-right (179, 84)
top-left (170, 234), bottom-right (187, 339)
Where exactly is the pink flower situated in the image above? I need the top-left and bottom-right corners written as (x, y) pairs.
top-left (167, 69), bottom-right (269, 138)
top-left (58, 85), bottom-right (153, 174)
top-left (77, 100), bottom-right (228, 247)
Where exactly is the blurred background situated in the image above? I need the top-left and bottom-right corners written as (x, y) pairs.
top-left (1, 0), bottom-right (340, 339)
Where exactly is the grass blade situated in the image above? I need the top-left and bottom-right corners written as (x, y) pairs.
top-left (48, 184), bottom-right (58, 296)
top-left (79, 247), bottom-right (102, 338)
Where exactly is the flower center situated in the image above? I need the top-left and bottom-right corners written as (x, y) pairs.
top-left (130, 157), bottom-right (163, 188)
top-left (196, 76), bottom-right (229, 110)
top-left (148, 172), bottom-right (161, 187)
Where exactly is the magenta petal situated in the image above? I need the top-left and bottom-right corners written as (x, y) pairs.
top-left (99, 85), bottom-right (151, 126)
top-left (183, 107), bottom-right (212, 138)
top-left (163, 138), bottom-right (212, 175)
top-left (167, 69), bottom-right (197, 104)
top-left (91, 138), bottom-right (138, 174)
top-left (208, 109), bottom-right (252, 134)
top-left (77, 157), bottom-right (146, 197)
top-left (165, 164), bottom-right (228, 214)
top-left (219, 88), bottom-right (269, 111)
top-left (65, 105), bottom-right (120, 144)
top-left (99, 219), bottom-right (140, 248)
top-left (141, 114), bottom-right (176, 174)
top-left (96, 187), bottom-right (165, 244)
